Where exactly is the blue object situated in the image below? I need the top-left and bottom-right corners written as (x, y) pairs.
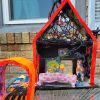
top-left (25, 76), bottom-right (29, 82)
top-left (76, 81), bottom-right (83, 87)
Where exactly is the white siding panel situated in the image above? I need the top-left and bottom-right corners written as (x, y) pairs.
top-left (95, 0), bottom-right (100, 22)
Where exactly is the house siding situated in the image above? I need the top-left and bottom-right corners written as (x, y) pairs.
top-left (0, 32), bottom-right (36, 78)
top-left (76, 0), bottom-right (86, 21)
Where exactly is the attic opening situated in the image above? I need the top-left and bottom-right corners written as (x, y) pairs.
top-left (36, 2), bottom-right (94, 87)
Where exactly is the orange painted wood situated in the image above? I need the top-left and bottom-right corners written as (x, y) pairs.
top-left (0, 57), bottom-right (36, 100)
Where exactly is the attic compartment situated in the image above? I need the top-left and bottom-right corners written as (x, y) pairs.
top-left (36, 3), bottom-right (92, 58)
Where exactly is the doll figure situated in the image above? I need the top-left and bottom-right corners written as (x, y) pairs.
top-left (76, 59), bottom-right (84, 81)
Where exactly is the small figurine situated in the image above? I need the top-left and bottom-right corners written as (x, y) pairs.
top-left (59, 64), bottom-right (65, 73)
top-left (47, 60), bottom-right (59, 73)
top-left (76, 59), bottom-right (84, 81)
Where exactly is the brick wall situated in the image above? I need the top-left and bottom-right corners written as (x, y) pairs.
top-left (0, 32), bottom-right (36, 79)
top-left (0, 32), bottom-right (100, 80)
top-left (0, 32), bottom-right (35, 59)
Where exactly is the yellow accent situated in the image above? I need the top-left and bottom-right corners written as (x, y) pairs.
top-left (60, 64), bottom-right (65, 70)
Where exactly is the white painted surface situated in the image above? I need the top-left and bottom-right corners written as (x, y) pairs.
top-left (88, 0), bottom-right (100, 30)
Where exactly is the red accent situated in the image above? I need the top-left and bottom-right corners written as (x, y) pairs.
top-left (36, 54), bottom-right (40, 82)
top-left (0, 57), bottom-right (35, 100)
top-left (86, 47), bottom-right (90, 55)
top-left (33, 0), bottom-right (97, 86)
top-left (37, 54), bottom-right (40, 72)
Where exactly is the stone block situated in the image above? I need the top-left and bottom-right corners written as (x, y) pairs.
top-left (14, 51), bottom-right (32, 59)
top-left (0, 33), bottom-right (7, 44)
top-left (14, 44), bottom-right (21, 51)
top-left (7, 44), bottom-right (15, 51)
top-left (22, 32), bottom-right (29, 43)
top-left (20, 51), bottom-right (33, 59)
top-left (0, 51), bottom-right (8, 59)
top-left (21, 44), bottom-right (32, 51)
top-left (7, 44), bottom-right (21, 51)
top-left (15, 33), bottom-right (22, 43)
top-left (1, 45), bottom-right (8, 51)
top-left (7, 51), bottom-right (15, 58)
top-left (30, 32), bottom-right (36, 43)
top-left (7, 33), bottom-right (14, 43)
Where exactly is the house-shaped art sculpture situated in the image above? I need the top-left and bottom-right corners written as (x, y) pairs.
top-left (33, 0), bottom-right (97, 88)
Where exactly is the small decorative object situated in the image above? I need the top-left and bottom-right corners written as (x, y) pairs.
top-left (46, 58), bottom-right (60, 73)
top-left (76, 59), bottom-right (84, 81)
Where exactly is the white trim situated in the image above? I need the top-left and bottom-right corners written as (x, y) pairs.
top-left (2, 19), bottom-right (48, 25)
top-left (88, 0), bottom-right (95, 30)
top-left (2, 0), bottom-right (48, 24)
top-left (71, 0), bottom-right (75, 6)
top-left (2, 0), bottom-right (10, 24)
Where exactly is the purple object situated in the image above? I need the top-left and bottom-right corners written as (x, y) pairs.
top-left (0, 66), bottom-right (6, 95)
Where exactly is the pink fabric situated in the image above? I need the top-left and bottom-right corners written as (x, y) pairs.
top-left (38, 73), bottom-right (77, 87)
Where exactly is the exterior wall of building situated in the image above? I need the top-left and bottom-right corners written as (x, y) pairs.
top-left (0, 32), bottom-right (100, 79)
top-left (0, 0), bottom-right (100, 80)
top-left (0, 32), bottom-right (36, 79)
